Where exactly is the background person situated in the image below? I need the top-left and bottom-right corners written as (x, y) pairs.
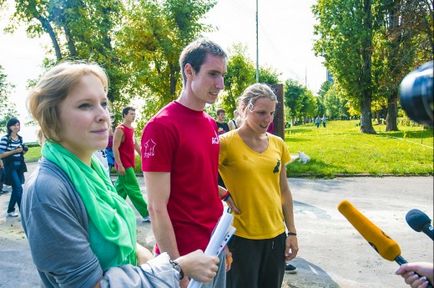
top-left (23, 61), bottom-right (219, 287)
top-left (0, 159), bottom-right (4, 195)
top-left (113, 107), bottom-right (150, 222)
top-left (227, 110), bottom-right (241, 131)
top-left (141, 39), bottom-right (228, 288)
top-left (218, 83), bottom-right (298, 288)
top-left (105, 126), bottom-right (115, 172)
top-left (0, 117), bottom-right (27, 217)
top-left (216, 108), bottom-right (230, 135)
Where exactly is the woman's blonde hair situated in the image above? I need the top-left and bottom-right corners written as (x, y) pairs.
top-left (237, 83), bottom-right (278, 114)
top-left (27, 62), bottom-right (108, 141)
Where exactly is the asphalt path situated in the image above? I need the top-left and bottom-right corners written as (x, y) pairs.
top-left (0, 162), bottom-right (432, 288)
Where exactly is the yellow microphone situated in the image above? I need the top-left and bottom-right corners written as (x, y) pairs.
top-left (338, 200), bottom-right (405, 264)
top-left (338, 200), bottom-right (433, 288)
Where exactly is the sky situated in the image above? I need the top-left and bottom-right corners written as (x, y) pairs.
top-left (0, 0), bottom-right (325, 141)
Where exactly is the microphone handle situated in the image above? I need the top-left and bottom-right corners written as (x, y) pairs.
top-left (395, 256), bottom-right (433, 288)
top-left (423, 225), bottom-right (434, 241)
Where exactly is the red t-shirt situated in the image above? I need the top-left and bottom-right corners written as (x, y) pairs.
top-left (141, 101), bottom-right (223, 256)
top-left (117, 124), bottom-right (135, 169)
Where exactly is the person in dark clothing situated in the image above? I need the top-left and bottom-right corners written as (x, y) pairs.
top-left (0, 117), bottom-right (28, 217)
top-left (216, 108), bottom-right (230, 135)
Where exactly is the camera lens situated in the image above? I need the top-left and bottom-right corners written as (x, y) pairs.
top-left (399, 61), bottom-right (433, 127)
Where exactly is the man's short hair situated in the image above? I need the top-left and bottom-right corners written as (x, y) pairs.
top-left (122, 106), bottom-right (135, 117)
top-left (216, 109), bottom-right (226, 116)
top-left (179, 39), bottom-right (227, 85)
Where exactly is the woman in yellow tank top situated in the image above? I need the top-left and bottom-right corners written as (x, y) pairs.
top-left (219, 83), bottom-right (298, 288)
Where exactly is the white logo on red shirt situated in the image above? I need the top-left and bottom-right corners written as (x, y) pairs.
top-left (143, 139), bottom-right (157, 158)
top-left (212, 131), bottom-right (219, 144)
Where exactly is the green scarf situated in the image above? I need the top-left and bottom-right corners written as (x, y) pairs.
top-left (42, 141), bottom-right (137, 269)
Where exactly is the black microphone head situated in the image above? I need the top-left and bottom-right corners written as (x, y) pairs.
top-left (406, 209), bottom-right (431, 232)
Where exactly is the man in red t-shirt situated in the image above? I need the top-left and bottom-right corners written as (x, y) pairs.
top-left (141, 39), bottom-right (228, 288)
top-left (113, 106), bottom-right (149, 221)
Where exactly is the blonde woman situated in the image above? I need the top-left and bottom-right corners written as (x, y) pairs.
top-left (23, 62), bottom-right (219, 287)
top-left (219, 83), bottom-right (298, 288)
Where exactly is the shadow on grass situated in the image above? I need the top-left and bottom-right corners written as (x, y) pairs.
top-left (378, 129), bottom-right (433, 139)
top-left (286, 127), bottom-right (315, 135)
top-left (285, 257), bottom-right (340, 288)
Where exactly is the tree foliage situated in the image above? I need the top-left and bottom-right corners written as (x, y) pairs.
top-left (0, 65), bottom-right (17, 133)
top-left (116, 0), bottom-right (216, 121)
top-left (372, 0), bottom-right (433, 131)
top-left (284, 79), bottom-right (316, 124)
top-left (6, 0), bottom-right (124, 103)
top-left (313, 0), bottom-right (377, 134)
top-left (218, 44), bottom-right (280, 118)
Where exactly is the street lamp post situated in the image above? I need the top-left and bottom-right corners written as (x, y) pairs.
top-left (256, 0), bottom-right (259, 82)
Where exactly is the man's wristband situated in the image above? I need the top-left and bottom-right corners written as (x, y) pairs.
top-left (288, 232), bottom-right (297, 236)
top-left (221, 191), bottom-right (231, 201)
top-left (169, 259), bottom-right (184, 280)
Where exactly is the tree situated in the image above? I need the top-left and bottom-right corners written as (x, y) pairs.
top-left (284, 79), bottom-right (315, 124)
top-left (219, 44), bottom-right (280, 118)
top-left (316, 81), bottom-right (331, 116)
top-left (372, 0), bottom-right (432, 131)
top-left (323, 84), bottom-right (350, 120)
top-left (313, 0), bottom-right (377, 134)
top-left (5, 0), bottom-right (125, 102)
top-left (116, 0), bottom-right (216, 121)
top-left (0, 65), bottom-right (17, 133)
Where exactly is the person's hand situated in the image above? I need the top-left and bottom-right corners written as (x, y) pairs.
top-left (179, 277), bottom-right (189, 288)
top-left (135, 243), bottom-right (154, 265)
top-left (226, 195), bottom-right (240, 214)
top-left (396, 262), bottom-right (434, 288)
top-left (15, 147), bottom-right (23, 154)
top-left (175, 249), bottom-right (219, 284)
top-left (285, 234), bottom-right (298, 261)
top-left (116, 164), bottom-right (125, 175)
top-left (224, 246), bottom-right (232, 272)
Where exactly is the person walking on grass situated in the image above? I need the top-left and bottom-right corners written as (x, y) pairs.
top-left (113, 107), bottom-right (150, 222)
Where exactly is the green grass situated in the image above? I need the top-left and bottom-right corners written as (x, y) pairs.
top-left (24, 120), bottom-right (433, 178)
top-left (25, 145), bottom-right (42, 162)
top-left (286, 120), bottom-right (433, 177)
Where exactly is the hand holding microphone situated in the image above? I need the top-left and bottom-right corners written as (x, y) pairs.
top-left (338, 200), bottom-right (433, 288)
top-left (396, 262), bottom-right (434, 288)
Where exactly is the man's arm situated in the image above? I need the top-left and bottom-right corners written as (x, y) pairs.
top-left (134, 138), bottom-right (141, 156)
top-left (280, 164), bottom-right (299, 261)
top-left (143, 172), bottom-right (180, 259)
top-left (112, 127), bottom-right (125, 175)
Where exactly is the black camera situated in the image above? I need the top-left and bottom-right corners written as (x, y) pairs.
top-left (22, 145), bottom-right (29, 152)
top-left (399, 61), bottom-right (433, 127)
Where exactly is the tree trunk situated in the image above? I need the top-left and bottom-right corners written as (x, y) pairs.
top-left (63, 25), bottom-right (77, 58)
top-left (386, 92), bottom-right (399, 131)
top-left (360, 97), bottom-right (376, 134)
top-left (360, 0), bottom-right (376, 134)
top-left (37, 16), bottom-right (62, 60)
top-left (169, 64), bottom-right (178, 101)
